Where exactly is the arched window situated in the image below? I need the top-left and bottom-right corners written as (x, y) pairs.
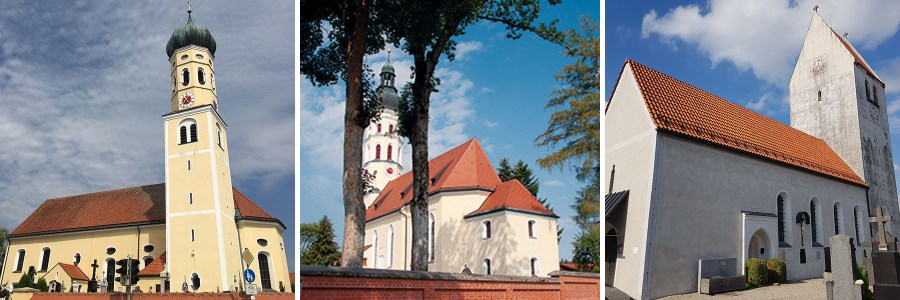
top-left (854, 206), bottom-right (862, 245)
top-left (528, 220), bottom-right (537, 239)
top-left (181, 68), bottom-right (190, 86)
top-left (106, 259), bottom-right (116, 292)
top-left (810, 198), bottom-right (820, 245)
top-left (776, 194), bottom-right (787, 245)
top-left (389, 124), bottom-right (394, 133)
top-left (387, 145), bottom-right (393, 161)
top-left (144, 256), bottom-right (154, 268)
top-left (190, 124), bottom-right (198, 142)
top-left (15, 249), bottom-right (25, 272)
top-left (482, 220), bottom-right (492, 239)
top-left (483, 258), bottom-right (491, 275)
top-left (179, 119), bottom-right (197, 144)
top-left (258, 252), bottom-right (272, 290)
top-left (40, 248), bottom-right (51, 271)
top-left (377, 123), bottom-right (382, 133)
top-left (530, 257), bottom-right (539, 276)
top-left (216, 123), bottom-right (222, 147)
top-left (429, 213), bottom-right (435, 262)
top-left (387, 225), bottom-right (394, 268)
top-left (834, 202), bottom-right (843, 235)
top-left (190, 273), bottom-right (200, 291)
top-left (375, 145), bottom-right (381, 160)
top-left (74, 253), bottom-right (81, 265)
top-left (866, 79), bottom-right (871, 101)
top-left (818, 90), bottom-right (822, 102)
top-left (372, 230), bottom-right (378, 268)
top-left (198, 68), bottom-right (206, 85)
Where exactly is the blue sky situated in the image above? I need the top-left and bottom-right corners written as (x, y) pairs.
top-left (300, 2), bottom-right (600, 261)
top-left (607, 1), bottom-right (900, 194)
top-left (0, 1), bottom-right (295, 269)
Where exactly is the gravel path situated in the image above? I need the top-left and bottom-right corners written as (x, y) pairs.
top-left (659, 278), bottom-right (826, 300)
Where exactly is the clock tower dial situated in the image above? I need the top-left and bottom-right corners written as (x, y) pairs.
top-left (180, 92), bottom-right (195, 108)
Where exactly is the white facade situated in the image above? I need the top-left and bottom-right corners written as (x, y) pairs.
top-left (363, 56), bottom-right (404, 207)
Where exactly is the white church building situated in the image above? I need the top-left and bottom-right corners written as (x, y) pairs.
top-left (359, 53), bottom-right (561, 277)
top-left (606, 11), bottom-right (898, 299)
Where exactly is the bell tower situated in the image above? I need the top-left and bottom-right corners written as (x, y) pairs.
top-left (363, 49), bottom-right (404, 207)
top-left (790, 9), bottom-right (899, 234)
top-left (163, 4), bottom-right (242, 292)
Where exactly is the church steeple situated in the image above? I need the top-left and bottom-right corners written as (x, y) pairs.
top-left (162, 6), bottom-right (242, 292)
top-left (364, 48), bottom-right (404, 207)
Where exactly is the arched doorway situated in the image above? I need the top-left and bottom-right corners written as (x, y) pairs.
top-left (748, 229), bottom-right (771, 261)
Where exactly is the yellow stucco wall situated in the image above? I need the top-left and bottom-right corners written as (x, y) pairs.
top-left (237, 221), bottom-right (292, 292)
top-left (363, 189), bottom-right (560, 276)
top-left (170, 46), bottom-right (217, 112)
top-left (1, 225), bottom-right (166, 293)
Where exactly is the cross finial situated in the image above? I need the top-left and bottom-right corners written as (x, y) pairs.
top-left (387, 48), bottom-right (392, 63)
top-left (844, 32), bottom-right (849, 40)
top-left (813, 5), bottom-right (818, 12)
top-left (187, 1), bottom-right (193, 22)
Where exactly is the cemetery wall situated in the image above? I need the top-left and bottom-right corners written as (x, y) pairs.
top-left (297, 265), bottom-right (600, 300)
top-left (26, 292), bottom-right (293, 300)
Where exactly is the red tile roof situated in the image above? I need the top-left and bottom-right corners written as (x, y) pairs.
top-left (10, 184), bottom-right (280, 238)
top-left (137, 252), bottom-right (166, 277)
top-left (57, 263), bottom-right (90, 281)
top-left (466, 180), bottom-right (557, 218)
top-left (366, 138), bottom-right (502, 221)
top-left (614, 59), bottom-right (865, 186)
top-left (831, 29), bottom-right (883, 85)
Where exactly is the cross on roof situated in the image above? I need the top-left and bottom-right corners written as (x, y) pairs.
top-left (870, 207), bottom-right (893, 250)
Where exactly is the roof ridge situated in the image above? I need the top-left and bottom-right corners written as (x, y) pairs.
top-left (45, 183), bottom-right (164, 202)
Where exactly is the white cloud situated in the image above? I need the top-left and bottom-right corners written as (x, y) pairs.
top-left (454, 41), bottom-right (484, 60)
top-left (0, 1), bottom-right (294, 229)
top-left (747, 95), bottom-right (768, 111)
top-left (544, 180), bottom-right (565, 187)
top-left (879, 58), bottom-right (900, 94)
top-left (484, 120), bottom-right (499, 128)
top-left (642, 0), bottom-right (900, 85)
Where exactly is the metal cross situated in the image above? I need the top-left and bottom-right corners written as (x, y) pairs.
top-left (870, 207), bottom-right (893, 250)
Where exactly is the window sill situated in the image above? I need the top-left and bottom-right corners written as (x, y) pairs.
top-left (529, 236), bottom-right (537, 239)
top-left (779, 241), bottom-right (792, 248)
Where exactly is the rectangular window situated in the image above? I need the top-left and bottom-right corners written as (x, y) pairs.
top-left (188, 160), bottom-right (191, 170)
top-left (191, 229), bottom-right (195, 242)
top-left (189, 193), bottom-right (193, 204)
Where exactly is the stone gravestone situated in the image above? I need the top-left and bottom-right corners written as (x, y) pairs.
top-left (870, 207), bottom-right (900, 299)
top-left (697, 258), bottom-right (743, 294)
top-left (824, 234), bottom-right (862, 300)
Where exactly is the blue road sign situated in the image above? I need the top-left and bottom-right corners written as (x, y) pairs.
top-left (243, 269), bottom-right (256, 283)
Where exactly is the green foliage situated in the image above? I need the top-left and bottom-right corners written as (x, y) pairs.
top-left (0, 289), bottom-right (8, 299)
top-left (572, 230), bottom-right (600, 272)
top-left (300, 216), bottom-right (343, 266)
top-left (765, 258), bottom-right (787, 283)
top-left (857, 265), bottom-right (873, 300)
top-left (745, 258), bottom-right (768, 286)
top-left (16, 272), bottom-right (32, 288)
top-left (33, 278), bottom-right (47, 292)
top-left (0, 227), bottom-right (7, 271)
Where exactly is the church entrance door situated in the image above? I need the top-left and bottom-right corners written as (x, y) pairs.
top-left (606, 228), bottom-right (619, 283)
top-left (748, 229), bottom-right (771, 261)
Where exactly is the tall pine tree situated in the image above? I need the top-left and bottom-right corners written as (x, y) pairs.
top-left (496, 158), bottom-right (563, 241)
top-left (299, 216), bottom-right (343, 266)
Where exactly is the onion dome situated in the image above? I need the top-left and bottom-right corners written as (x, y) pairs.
top-left (166, 5), bottom-right (216, 58)
top-left (378, 49), bottom-right (399, 110)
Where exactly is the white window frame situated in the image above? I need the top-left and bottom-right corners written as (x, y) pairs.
top-left (372, 230), bottom-right (378, 269)
top-left (38, 246), bottom-right (51, 272)
top-left (530, 257), bottom-right (539, 276)
top-left (14, 249), bottom-right (25, 272)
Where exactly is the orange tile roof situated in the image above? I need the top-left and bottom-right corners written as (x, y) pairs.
top-left (615, 59), bottom-right (865, 186)
top-left (137, 252), bottom-right (166, 277)
top-left (10, 184), bottom-right (280, 237)
top-left (466, 180), bottom-right (557, 218)
top-left (831, 29), bottom-right (883, 85)
top-left (58, 263), bottom-right (90, 281)
top-left (365, 138), bottom-right (502, 221)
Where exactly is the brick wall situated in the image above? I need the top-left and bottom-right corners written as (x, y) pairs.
top-left (26, 292), bottom-right (293, 300)
top-left (298, 265), bottom-right (600, 300)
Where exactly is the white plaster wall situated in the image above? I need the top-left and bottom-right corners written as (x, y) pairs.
top-left (605, 63), bottom-right (659, 300)
top-left (646, 134), bottom-right (870, 299)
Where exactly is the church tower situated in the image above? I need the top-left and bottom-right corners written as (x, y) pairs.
top-left (364, 49), bottom-right (404, 207)
top-left (790, 9), bottom-right (899, 233)
top-left (163, 5), bottom-right (243, 292)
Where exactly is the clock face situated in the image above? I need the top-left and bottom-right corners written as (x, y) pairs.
top-left (180, 92), bottom-right (195, 108)
top-left (387, 167), bottom-right (394, 175)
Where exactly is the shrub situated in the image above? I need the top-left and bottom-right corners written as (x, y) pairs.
top-left (16, 272), bottom-right (32, 288)
top-left (746, 258), bottom-right (768, 286)
top-left (856, 265), bottom-right (874, 300)
top-left (766, 258), bottom-right (787, 283)
top-left (33, 277), bottom-right (48, 292)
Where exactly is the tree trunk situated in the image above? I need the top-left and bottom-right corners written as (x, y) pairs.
top-left (409, 53), bottom-right (434, 271)
top-left (339, 0), bottom-right (369, 268)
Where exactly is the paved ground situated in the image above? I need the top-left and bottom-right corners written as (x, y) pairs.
top-left (659, 278), bottom-right (826, 300)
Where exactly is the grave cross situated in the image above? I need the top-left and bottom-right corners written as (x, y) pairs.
top-left (90, 259), bottom-right (99, 281)
top-left (870, 207), bottom-right (893, 250)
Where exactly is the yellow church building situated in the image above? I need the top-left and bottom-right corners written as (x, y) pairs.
top-left (0, 7), bottom-right (291, 294)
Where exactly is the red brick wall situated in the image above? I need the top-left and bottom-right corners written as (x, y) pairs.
top-left (299, 271), bottom-right (600, 300)
top-left (28, 292), bottom-right (293, 300)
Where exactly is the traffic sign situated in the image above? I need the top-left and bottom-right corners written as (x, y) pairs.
top-left (246, 284), bottom-right (258, 295)
top-left (242, 248), bottom-right (254, 265)
top-left (243, 269), bottom-right (256, 283)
